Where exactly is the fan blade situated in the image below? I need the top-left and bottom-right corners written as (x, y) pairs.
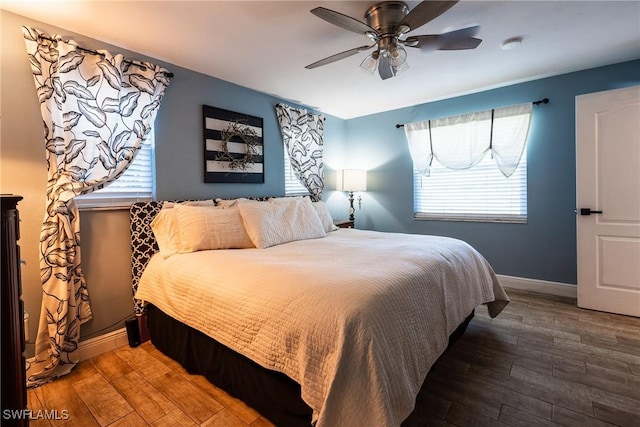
top-left (405, 26), bottom-right (481, 50)
top-left (438, 36), bottom-right (482, 50)
top-left (398, 1), bottom-right (459, 32)
top-left (378, 54), bottom-right (394, 80)
top-left (305, 45), bottom-right (374, 69)
top-left (404, 35), bottom-right (438, 50)
top-left (311, 7), bottom-right (377, 35)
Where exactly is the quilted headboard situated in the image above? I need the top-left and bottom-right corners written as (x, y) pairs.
top-left (129, 197), bottom-right (273, 314)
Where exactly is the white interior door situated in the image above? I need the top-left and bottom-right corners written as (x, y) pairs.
top-left (576, 85), bottom-right (640, 317)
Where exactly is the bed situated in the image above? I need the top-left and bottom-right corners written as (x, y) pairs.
top-left (130, 197), bottom-right (509, 426)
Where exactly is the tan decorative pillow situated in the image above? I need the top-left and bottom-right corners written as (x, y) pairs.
top-left (151, 200), bottom-right (215, 258)
top-left (215, 197), bottom-right (258, 207)
top-left (238, 197), bottom-right (326, 249)
top-left (174, 204), bottom-right (254, 252)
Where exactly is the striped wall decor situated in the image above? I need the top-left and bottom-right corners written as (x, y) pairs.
top-left (202, 105), bottom-right (264, 183)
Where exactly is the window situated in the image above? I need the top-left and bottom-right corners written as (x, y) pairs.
top-left (414, 149), bottom-right (527, 222)
top-left (75, 130), bottom-right (155, 209)
top-left (284, 150), bottom-right (309, 196)
top-left (408, 103), bottom-right (531, 223)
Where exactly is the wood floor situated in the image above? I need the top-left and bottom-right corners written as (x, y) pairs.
top-left (27, 288), bottom-right (640, 427)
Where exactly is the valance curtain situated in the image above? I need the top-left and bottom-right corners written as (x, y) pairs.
top-left (405, 103), bottom-right (532, 178)
top-left (275, 104), bottom-right (326, 201)
top-left (23, 26), bottom-right (171, 387)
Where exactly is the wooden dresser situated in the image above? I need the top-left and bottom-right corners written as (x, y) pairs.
top-left (1, 195), bottom-right (28, 426)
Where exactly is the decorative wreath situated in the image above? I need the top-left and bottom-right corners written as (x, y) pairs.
top-left (215, 120), bottom-right (260, 171)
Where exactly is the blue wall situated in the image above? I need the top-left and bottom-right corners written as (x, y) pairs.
top-left (154, 66), bottom-right (346, 201)
top-left (339, 60), bottom-right (640, 285)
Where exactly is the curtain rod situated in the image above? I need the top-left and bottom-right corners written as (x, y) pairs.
top-left (37, 34), bottom-right (174, 78)
top-left (395, 97), bottom-right (549, 128)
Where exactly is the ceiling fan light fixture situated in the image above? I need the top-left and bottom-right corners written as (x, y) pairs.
top-left (389, 44), bottom-right (407, 67)
top-left (360, 52), bottom-right (379, 74)
top-left (392, 60), bottom-right (409, 76)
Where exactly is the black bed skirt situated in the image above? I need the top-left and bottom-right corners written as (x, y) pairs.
top-left (147, 305), bottom-right (474, 427)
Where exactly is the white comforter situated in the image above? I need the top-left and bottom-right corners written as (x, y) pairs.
top-left (135, 229), bottom-right (509, 426)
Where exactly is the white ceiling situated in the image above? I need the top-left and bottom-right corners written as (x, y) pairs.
top-left (3, 1), bottom-right (639, 119)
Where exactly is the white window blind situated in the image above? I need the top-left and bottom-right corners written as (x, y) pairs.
top-left (284, 150), bottom-right (309, 196)
top-left (411, 104), bottom-right (530, 223)
top-left (414, 149), bottom-right (527, 222)
top-left (75, 130), bottom-right (155, 209)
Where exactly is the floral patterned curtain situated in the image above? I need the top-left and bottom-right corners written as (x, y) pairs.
top-left (275, 104), bottom-right (325, 201)
top-left (23, 26), bottom-right (171, 387)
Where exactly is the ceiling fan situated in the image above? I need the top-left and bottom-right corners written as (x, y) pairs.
top-left (305, 1), bottom-right (481, 80)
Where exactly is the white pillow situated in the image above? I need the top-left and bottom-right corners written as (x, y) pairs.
top-left (312, 201), bottom-right (338, 232)
top-left (174, 204), bottom-right (254, 252)
top-left (151, 200), bottom-right (215, 258)
top-left (238, 197), bottom-right (326, 248)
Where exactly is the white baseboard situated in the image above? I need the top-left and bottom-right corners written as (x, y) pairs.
top-left (79, 327), bottom-right (129, 361)
top-left (497, 274), bottom-right (577, 299)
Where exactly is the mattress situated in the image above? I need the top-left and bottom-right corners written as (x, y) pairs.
top-left (135, 228), bottom-right (509, 427)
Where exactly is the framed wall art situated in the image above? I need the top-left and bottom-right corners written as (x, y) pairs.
top-left (202, 105), bottom-right (264, 183)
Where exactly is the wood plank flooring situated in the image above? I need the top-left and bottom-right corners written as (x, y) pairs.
top-left (27, 288), bottom-right (640, 426)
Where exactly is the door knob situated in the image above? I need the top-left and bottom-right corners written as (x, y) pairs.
top-left (580, 208), bottom-right (603, 216)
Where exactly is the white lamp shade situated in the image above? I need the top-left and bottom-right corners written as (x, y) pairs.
top-left (337, 169), bottom-right (367, 192)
